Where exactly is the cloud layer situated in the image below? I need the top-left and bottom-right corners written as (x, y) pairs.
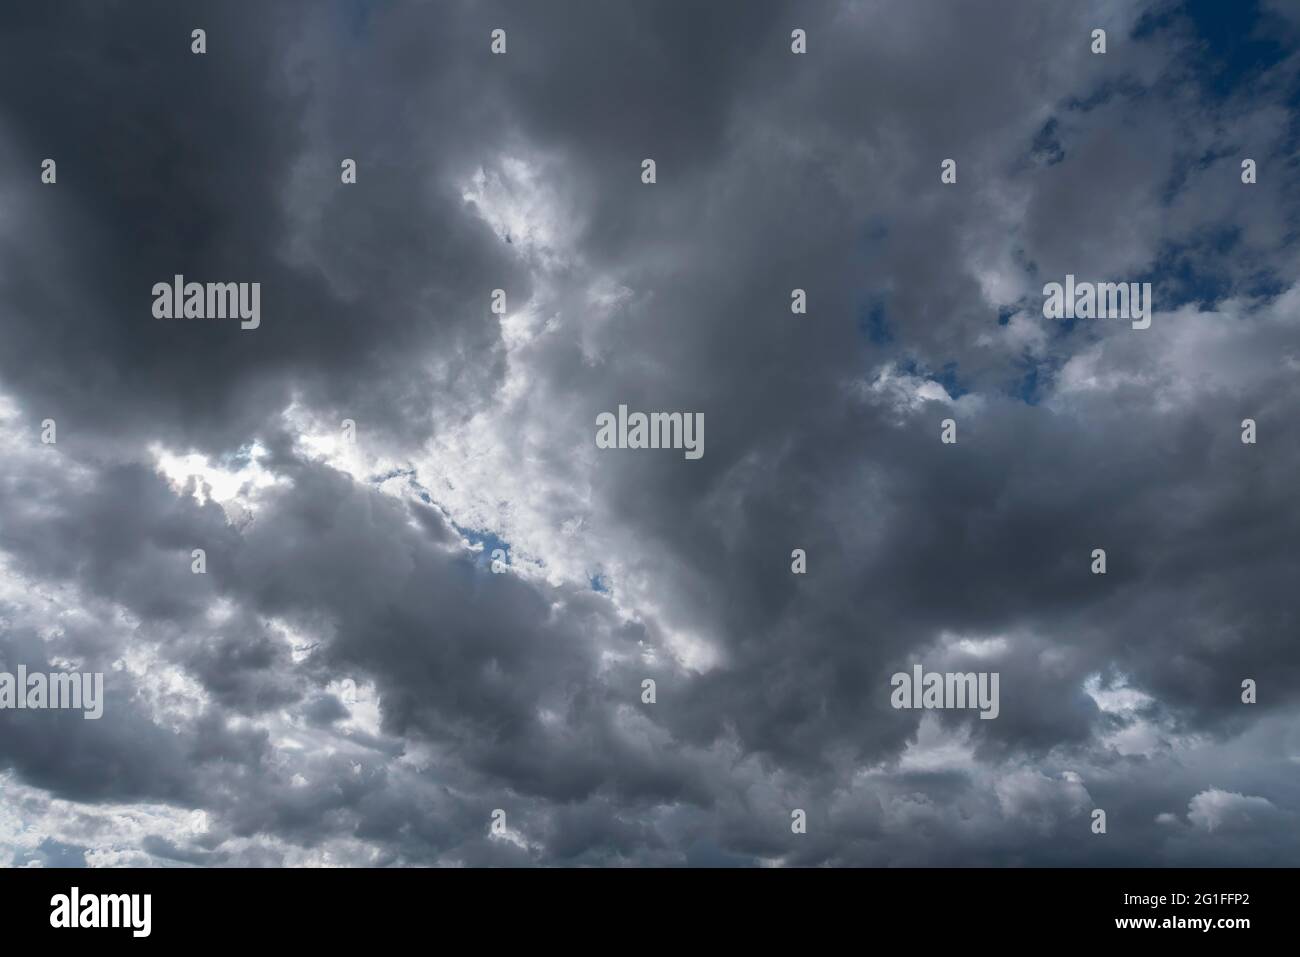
top-left (0, 0), bottom-right (1297, 866)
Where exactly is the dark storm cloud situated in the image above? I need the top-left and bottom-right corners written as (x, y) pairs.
top-left (0, 0), bottom-right (1297, 866)
top-left (0, 0), bottom-right (521, 453)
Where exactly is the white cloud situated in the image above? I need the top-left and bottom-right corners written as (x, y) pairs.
top-left (1186, 789), bottom-right (1277, 833)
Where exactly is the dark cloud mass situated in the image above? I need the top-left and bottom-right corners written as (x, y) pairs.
top-left (0, 0), bottom-right (1297, 866)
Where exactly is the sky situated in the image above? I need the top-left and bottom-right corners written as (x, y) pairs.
top-left (0, 0), bottom-right (1297, 867)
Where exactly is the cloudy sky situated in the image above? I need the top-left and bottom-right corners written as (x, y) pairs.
top-left (0, 0), bottom-right (1297, 867)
